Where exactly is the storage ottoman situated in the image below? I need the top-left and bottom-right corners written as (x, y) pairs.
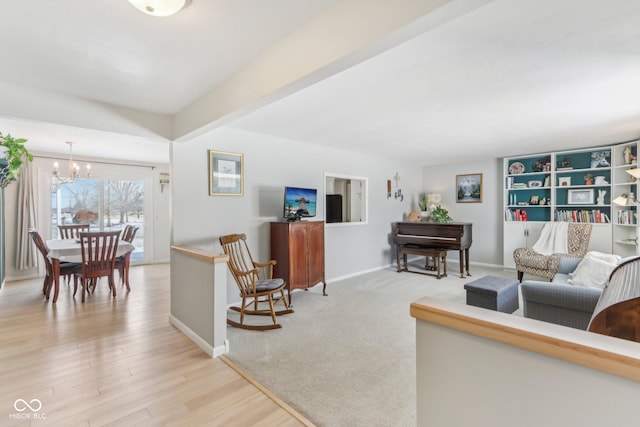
top-left (464, 275), bottom-right (519, 313)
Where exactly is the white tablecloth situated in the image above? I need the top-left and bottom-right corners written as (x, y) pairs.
top-left (47, 238), bottom-right (134, 263)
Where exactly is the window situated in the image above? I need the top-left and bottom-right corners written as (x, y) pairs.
top-left (51, 178), bottom-right (145, 262)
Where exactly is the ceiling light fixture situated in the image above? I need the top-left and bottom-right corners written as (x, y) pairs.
top-left (127, 0), bottom-right (191, 17)
top-left (53, 142), bottom-right (91, 186)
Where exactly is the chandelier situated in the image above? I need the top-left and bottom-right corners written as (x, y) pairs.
top-left (53, 141), bottom-right (91, 185)
top-left (127, 0), bottom-right (191, 17)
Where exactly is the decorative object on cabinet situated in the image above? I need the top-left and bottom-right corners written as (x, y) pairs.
top-left (509, 162), bottom-right (525, 174)
top-left (557, 157), bottom-right (572, 169)
top-left (597, 190), bottom-right (607, 206)
top-left (568, 189), bottom-right (594, 205)
top-left (584, 174), bottom-right (593, 185)
top-left (456, 173), bottom-right (482, 203)
top-left (408, 211), bottom-right (422, 222)
top-left (219, 233), bottom-right (293, 330)
top-left (531, 157), bottom-right (551, 172)
top-left (513, 222), bottom-right (593, 282)
top-left (590, 150), bottom-right (611, 168)
top-left (558, 177), bottom-right (571, 186)
top-left (624, 146), bottom-right (633, 164)
top-left (270, 221), bottom-right (327, 303)
top-left (528, 180), bottom-right (543, 188)
top-left (208, 150), bottom-right (243, 196)
top-left (429, 205), bottom-right (453, 223)
top-left (594, 176), bottom-right (608, 185)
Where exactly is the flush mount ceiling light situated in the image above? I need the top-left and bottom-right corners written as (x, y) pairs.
top-left (127, 0), bottom-right (191, 17)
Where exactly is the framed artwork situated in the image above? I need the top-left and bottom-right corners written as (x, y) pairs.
top-left (209, 150), bottom-right (244, 196)
top-left (456, 173), bottom-right (482, 203)
top-left (568, 189), bottom-right (594, 205)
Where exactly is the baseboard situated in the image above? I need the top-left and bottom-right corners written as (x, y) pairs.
top-left (327, 258), bottom-right (505, 284)
top-left (168, 314), bottom-right (226, 358)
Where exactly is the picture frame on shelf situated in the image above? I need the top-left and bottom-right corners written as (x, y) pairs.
top-left (456, 173), bottom-right (482, 203)
top-left (558, 177), bottom-right (571, 187)
top-left (208, 149), bottom-right (244, 196)
top-left (567, 188), bottom-right (594, 205)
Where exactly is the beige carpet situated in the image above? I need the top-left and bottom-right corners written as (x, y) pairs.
top-left (226, 262), bottom-right (520, 427)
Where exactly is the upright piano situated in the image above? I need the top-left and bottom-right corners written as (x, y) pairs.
top-left (392, 222), bottom-right (473, 278)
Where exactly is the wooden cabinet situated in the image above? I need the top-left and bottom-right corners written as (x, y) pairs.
top-left (270, 221), bottom-right (327, 301)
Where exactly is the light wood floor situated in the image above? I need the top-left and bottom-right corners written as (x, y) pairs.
top-left (0, 264), bottom-right (311, 427)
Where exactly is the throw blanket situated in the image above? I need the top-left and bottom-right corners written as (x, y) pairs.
top-left (532, 222), bottom-right (568, 255)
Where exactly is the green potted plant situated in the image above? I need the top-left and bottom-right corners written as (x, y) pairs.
top-left (429, 205), bottom-right (453, 223)
top-left (418, 193), bottom-right (428, 212)
top-left (0, 132), bottom-right (33, 179)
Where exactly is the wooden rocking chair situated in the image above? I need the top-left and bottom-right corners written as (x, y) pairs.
top-left (220, 233), bottom-right (293, 330)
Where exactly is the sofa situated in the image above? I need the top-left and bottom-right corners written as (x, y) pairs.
top-left (520, 257), bottom-right (602, 330)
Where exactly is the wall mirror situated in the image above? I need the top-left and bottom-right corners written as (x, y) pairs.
top-left (324, 173), bottom-right (368, 225)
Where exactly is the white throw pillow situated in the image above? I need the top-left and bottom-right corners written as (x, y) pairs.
top-left (568, 252), bottom-right (621, 288)
top-left (582, 251), bottom-right (622, 265)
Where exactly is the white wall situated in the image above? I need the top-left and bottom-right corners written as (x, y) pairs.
top-left (5, 154), bottom-right (170, 281)
top-left (171, 126), bottom-right (420, 303)
top-left (422, 158), bottom-right (503, 266)
top-left (416, 319), bottom-right (640, 426)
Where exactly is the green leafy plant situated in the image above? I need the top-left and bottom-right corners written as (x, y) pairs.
top-left (418, 193), bottom-right (428, 211)
top-left (0, 132), bottom-right (33, 179)
top-left (430, 205), bottom-right (452, 223)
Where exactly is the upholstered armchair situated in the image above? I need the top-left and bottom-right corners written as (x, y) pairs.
top-left (513, 223), bottom-right (592, 282)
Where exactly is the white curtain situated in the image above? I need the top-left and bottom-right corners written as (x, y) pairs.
top-left (16, 154), bottom-right (37, 269)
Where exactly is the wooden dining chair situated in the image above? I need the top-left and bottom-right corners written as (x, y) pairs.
top-left (28, 228), bottom-right (79, 297)
top-left (115, 225), bottom-right (139, 290)
top-left (73, 231), bottom-right (121, 302)
top-left (219, 233), bottom-right (293, 330)
top-left (58, 223), bottom-right (90, 239)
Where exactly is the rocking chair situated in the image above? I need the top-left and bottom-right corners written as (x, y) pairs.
top-left (219, 233), bottom-right (293, 330)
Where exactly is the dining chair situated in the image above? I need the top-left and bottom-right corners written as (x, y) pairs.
top-left (219, 233), bottom-right (293, 330)
top-left (28, 228), bottom-right (79, 297)
top-left (58, 223), bottom-right (90, 239)
top-left (115, 225), bottom-right (139, 291)
top-left (73, 231), bottom-right (121, 302)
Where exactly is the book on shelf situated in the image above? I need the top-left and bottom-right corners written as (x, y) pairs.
top-left (504, 208), bottom-right (528, 221)
top-left (555, 209), bottom-right (610, 223)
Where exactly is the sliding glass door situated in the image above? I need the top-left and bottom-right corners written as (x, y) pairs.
top-left (51, 178), bottom-right (145, 263)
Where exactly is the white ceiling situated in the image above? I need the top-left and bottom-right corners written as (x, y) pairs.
top-left (2, 0), bottom-right (640, 166)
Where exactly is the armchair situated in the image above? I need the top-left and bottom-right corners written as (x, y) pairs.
top-left (520, 257), bottom-right (602, 330)
top-left (513, 222), bottom-right (592, 282)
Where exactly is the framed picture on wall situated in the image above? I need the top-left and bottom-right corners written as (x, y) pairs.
top-left (456, 173), bottom-right (483, 203)
top-left (209, 150), bottom-right (244, 196)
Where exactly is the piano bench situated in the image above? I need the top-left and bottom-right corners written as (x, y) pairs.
top-left (397, 246), bottom-right (447, 279)
top-left (464, 275), bottom-right (519, 313)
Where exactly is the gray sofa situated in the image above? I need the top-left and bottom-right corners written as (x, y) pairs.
top-left (520, 257), bottom-right (602, 330)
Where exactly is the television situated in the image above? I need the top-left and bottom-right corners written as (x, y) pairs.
top-left (284, 186), bottom-right (317, 220)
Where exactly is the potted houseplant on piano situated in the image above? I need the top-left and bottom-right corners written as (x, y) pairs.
top-left (430, 205), bottom-right (452, 223)
top-left (0, 132), bottom-right (33, 181)
top-left (418, 193), bottom-right (429, 218)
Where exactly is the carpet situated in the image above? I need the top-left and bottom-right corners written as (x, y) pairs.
top-left (226, 262), bottom-right (519, 427)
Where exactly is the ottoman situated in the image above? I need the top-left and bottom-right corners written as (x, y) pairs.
top-left (464, 275), bottom-right (519, 313)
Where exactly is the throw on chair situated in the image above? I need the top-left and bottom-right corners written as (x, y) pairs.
top-left (514, 222), bottom-right (592, 282)
top-left (220, 233), bottom-right (293, 330)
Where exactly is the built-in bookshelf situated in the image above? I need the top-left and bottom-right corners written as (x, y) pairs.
top-left (503, 141), bottom-right (639, 268)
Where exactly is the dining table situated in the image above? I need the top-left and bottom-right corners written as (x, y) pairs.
top-left (46, 238), bottom-right (135, 303)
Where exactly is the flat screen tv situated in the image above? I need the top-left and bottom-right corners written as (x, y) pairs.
top-left (284, 186), bottom-right (317, 220)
